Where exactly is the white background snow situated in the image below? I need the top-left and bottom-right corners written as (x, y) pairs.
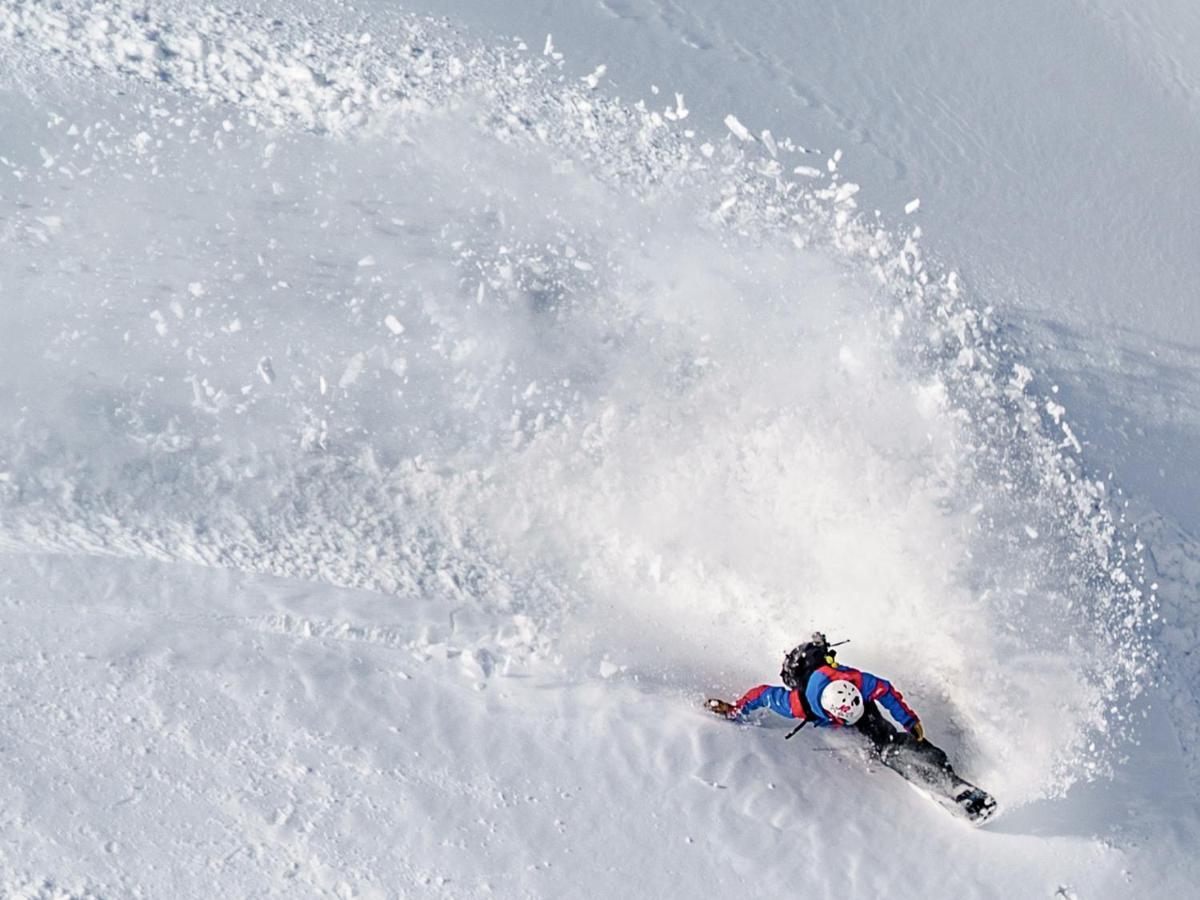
top-left (1, 0), bottom-right (1197, 897)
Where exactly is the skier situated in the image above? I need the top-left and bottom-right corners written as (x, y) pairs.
top-left (706, 632), bottom-right (996, 822)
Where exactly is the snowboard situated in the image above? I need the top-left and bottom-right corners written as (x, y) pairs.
top-left (704, 697), bottom-right (998, 825)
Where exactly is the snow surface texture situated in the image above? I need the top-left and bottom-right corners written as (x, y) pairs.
top-left (0, 0), bottom-right (1196, 897)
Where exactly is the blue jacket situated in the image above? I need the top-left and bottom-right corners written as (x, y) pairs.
top-left (734, 665), bottom-right (919, 730)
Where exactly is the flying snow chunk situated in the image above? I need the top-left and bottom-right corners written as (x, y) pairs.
top-left (834, 182), bottom-right (860, 204)
top-left (384, 314), bottom-right (405, 335)
top-left (583, 65), bottom-right (607, 90)
top-left (339, 352), bottom-right (367, 388)
top-left (793, 165), bottom-right (822, 177)
top-left (838, 345), bottom-right (863, 374)
top-left (358, 255), bottom-right (377, 267)
top-left (724, 115), bottom-right (754, 142)
top-left (905, 198), bottom-right (921, 214)
top-left (914, 381), bottom-right (948, 419)
top-left (452, 339), bottom-right (477, 364)
top-left (257, 357), bottom-right (275, 385)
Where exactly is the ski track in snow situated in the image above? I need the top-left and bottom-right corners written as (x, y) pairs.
top-left (0, 0), bottom-right (1196, 896)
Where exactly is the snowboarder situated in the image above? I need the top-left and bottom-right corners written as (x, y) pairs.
top-left (706, 632), bottom-right (996, 822)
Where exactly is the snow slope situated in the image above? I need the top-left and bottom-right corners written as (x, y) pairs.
top-left (5, 554), bottom-right (1196, 899)
top-left (0, 0), bottom-right (1196, 897)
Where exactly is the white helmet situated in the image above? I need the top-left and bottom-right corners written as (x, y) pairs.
top-left (820, 680), bottom-right (864, 725)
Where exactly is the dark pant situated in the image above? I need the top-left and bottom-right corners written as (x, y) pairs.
top-left (855, 704), bottom-right (959, 790)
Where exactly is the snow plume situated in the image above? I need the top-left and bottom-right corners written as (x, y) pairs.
top-left (0, 0), bottom-right (1154, 801)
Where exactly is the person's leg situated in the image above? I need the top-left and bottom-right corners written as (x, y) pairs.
top-left (854, 704), bottom-right (898, 750)
top-left (883, 737), bottom-right (954, 780)
top-left (857, 704), bottom-right (997, 820)
top-left (857, 704), bottom-right (957, 789)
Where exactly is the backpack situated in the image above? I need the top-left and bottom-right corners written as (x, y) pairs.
top-left (780, 632), bottom-right (839, 691)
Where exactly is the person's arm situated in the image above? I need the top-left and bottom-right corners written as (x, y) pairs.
top-left (860, 673), bottom-right (920, 732)
top-left (734, 685), bottom-right (807, 720)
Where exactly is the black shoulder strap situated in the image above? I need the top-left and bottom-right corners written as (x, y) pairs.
top-left (794, 676), bottom-right (816, 720)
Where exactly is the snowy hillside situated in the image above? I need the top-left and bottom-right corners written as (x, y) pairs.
top-left (0, 1), bottom-right (1197, 897)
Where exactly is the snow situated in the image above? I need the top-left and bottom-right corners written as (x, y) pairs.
top-left (1, 0), bottom-right (1198, 897)
top-left (722, 114), bottom-right (753, 142)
